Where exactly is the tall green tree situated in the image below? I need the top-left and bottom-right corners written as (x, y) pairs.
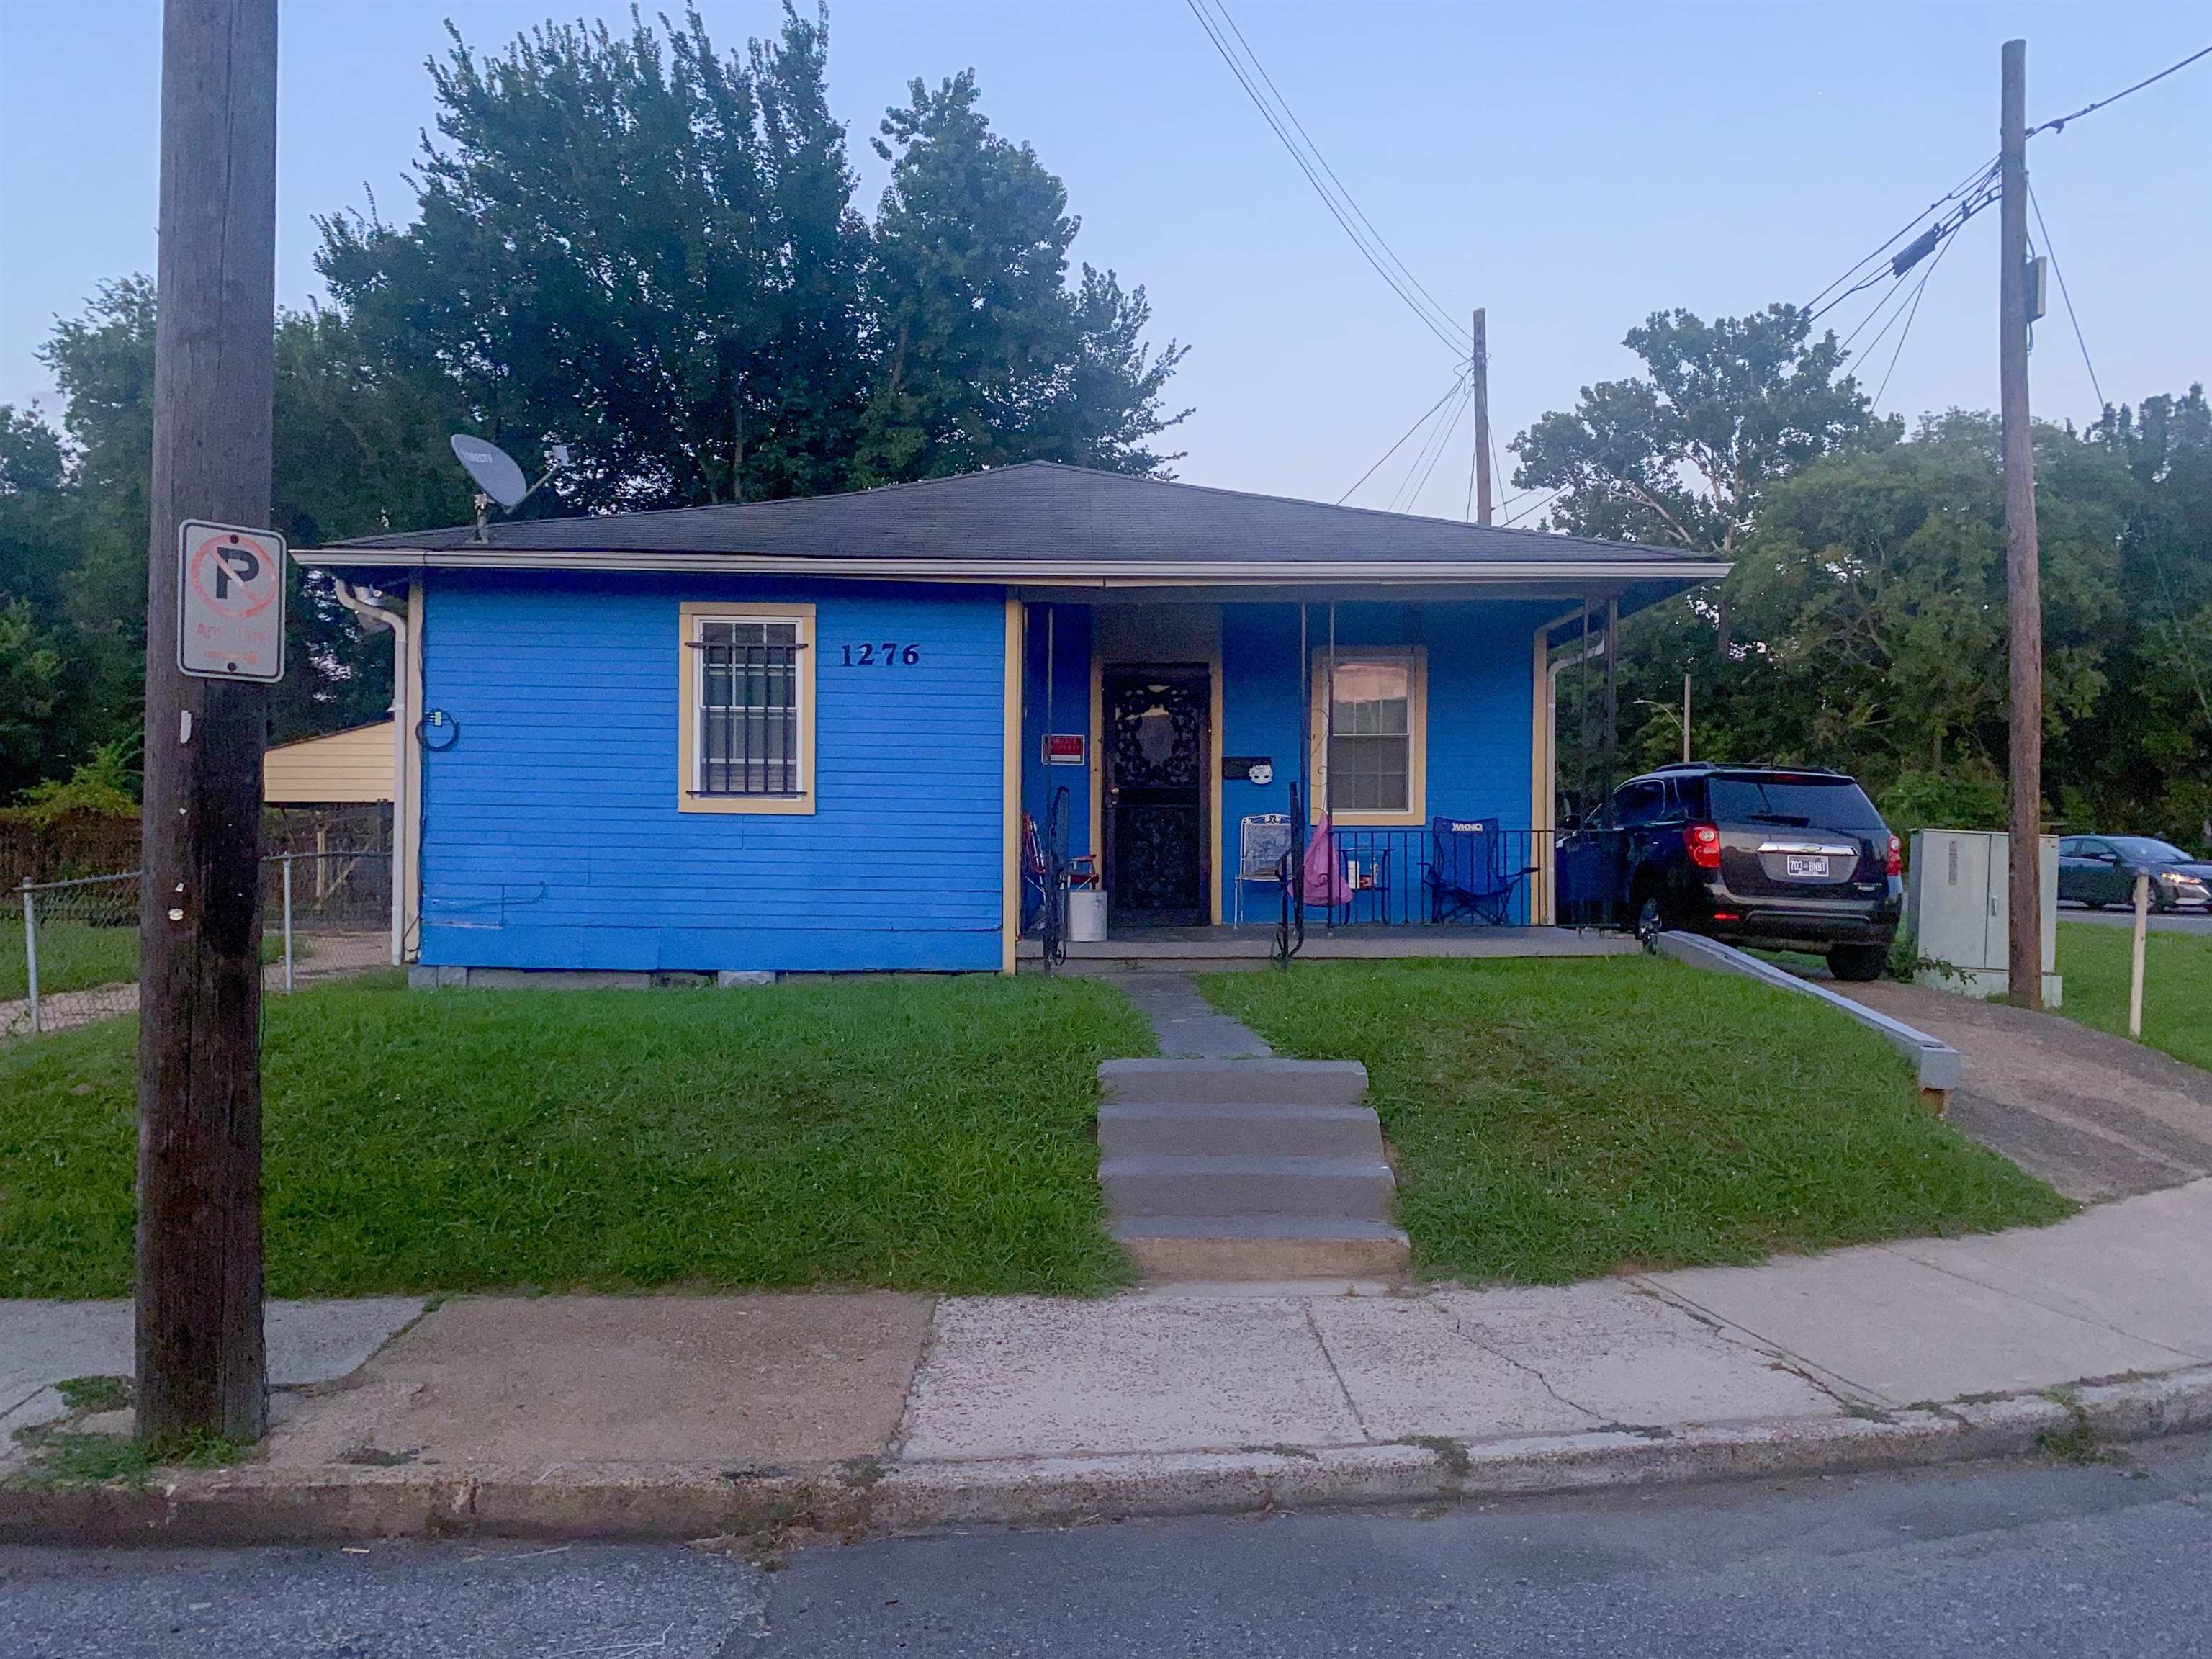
top-left (854, 71), bottom-right (1186, 482)
top-left (320, 4), bottom-right (873, 510)
top-left (1514, 304), bottom-right (1892, 559)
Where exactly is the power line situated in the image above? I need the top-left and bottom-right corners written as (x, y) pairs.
top-left (1499, 484), bottom-right (1562, 529)
top-left (1208, 1), bottom-right (1467, 354)
top-left (1396, 382), bottom-right (1469, 513)
top-left (1870, 221), bottom-right (1958, 408)
top-left (1184, 0), bottom-right (1469, 357)
top-left (2025, 181), bottom-right (2106, 413)
top-left (1814, 168), bottom-right (1997, 328)
top-left (2023, 181), bottom-right (2211, 732)
top-left (1804, 155), bottom-right (1998, 318)
top-left (1336, 373), bottom-right (1467, 505)
top-left (2031, 42), bottom-right (2212, 137)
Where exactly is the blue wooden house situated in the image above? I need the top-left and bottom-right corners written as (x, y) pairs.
top-left (302, 463), bottom-right (1721, 975)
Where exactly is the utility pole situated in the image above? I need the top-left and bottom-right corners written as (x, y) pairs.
top-left (2000, 37), bottom-right (2044, 1012)
top-left (137, 0), bottom-right (280, 1444)
top-left (1470, 308), bottom-right (1492, 524)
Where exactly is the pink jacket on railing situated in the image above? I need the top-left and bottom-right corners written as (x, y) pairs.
top-left (1302, 813), bottom-right (1350, 906)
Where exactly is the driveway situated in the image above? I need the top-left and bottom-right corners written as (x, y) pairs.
top-left (1832, 979), bottom-right (2212, 1201)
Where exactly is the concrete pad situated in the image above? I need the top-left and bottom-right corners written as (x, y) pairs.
top-left (1885, 1179), bottom-right (2212, 1360)
top-left (0, 1298), bottom-right (424, 1436)
top-left (266, 1292), bottom-right (929, 1470)
top-left (1647, 1243), bottom-right (2198, 1407)
top-left (1309, 1282), bottom-right (1838, 1441)
top-left (899, 1295), bottom-right (1363, 1460)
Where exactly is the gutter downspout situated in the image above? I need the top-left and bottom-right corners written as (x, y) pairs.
top-left (332, 580), bottom-right (409, 966)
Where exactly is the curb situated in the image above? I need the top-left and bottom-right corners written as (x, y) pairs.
top-left (7, 1364), bottom-right (2211, 1547)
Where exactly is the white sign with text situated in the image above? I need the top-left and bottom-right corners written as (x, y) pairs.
top-left (177, 520), bottom-right (286, 682)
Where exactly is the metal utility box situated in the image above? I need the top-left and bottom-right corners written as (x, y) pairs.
top-left (1905, 830), bottom-right (2062, 1006)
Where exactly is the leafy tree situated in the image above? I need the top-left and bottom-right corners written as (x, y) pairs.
top-left (855, 71), bottom-right (1187, 482)
top-left (1719, 413), bottom-right (2128, 817)
top-left (1514, 304), bottom-right (1892, 559)
top-left (2064, 387), bottom-right (2212, 844)
top-left (0, 599), bottom-right (66, 797)
top-left (320, 3), bottom-right (872, 511)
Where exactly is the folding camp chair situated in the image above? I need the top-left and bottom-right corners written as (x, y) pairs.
top-left (1425, 816), bottom-right (1536, 925)
top-left (1233, 813), bottom-right (1294, 925)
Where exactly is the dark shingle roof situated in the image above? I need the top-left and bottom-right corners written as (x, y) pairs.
top-left (314, 461), bottom-right (1712, 574)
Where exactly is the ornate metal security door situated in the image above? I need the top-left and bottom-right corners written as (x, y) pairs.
top-left (1105, 668), bottom-right (1210, 926)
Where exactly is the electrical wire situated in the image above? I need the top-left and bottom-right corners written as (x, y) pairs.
top-left (1464, 412), bottom-right (1480, 522)
top-left (2025, 181), bottom-right (2107, 414)
top-left (2023, 182), bottom-right (2212, 729)
top-left (1803, 156), bottom-right (1998, 318)
top-left (2031, 42), bottom-right (2212, 137)
top-left (1336, 373), bottom-right (1467, 505)
top-left (1396, 382), bottom-right (1469, 513)
top-left (1388, 379), bottom-right (1467, 512)
top-left (1500, 484), bottom-right (1562, 529)
top-left (1870, 222), bottom-right (1958, 408)
top-left (1184, 0), bottom-right (1469, 357)
top-left (1209, 1), bottom-right (1467, 354)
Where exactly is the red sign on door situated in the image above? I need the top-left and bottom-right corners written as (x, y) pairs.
top-left (1043, 733), bottom-right (1086, 766)
top-left (178, 520), bottom-right (287, 682)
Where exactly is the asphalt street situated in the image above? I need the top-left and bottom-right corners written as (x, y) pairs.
top-left (8, 1434), bottom-right (2212, 1658)
top-left (2061, 902), bottom-right (2212, 935)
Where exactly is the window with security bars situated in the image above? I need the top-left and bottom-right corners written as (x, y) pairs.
top-left (1327, 660), bottom-right (1412, 813)
top-left (696, 619), bottom-right (804, 796)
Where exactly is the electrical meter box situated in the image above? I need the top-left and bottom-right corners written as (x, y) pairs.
top-left (1905, 830), bottom-right (2062, 1006)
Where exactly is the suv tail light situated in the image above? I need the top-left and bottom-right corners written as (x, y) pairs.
top-left (1885, 833), bottom-right (1902, 876)
top-left (1683, 822), bottom-right (1722, 871)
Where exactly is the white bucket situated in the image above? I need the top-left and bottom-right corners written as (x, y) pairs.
top-left (1066, 890), bottom-right (1108, 943)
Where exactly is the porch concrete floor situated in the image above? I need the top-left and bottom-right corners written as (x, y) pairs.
top-left (1019, 924), bottom-right (1637, 964)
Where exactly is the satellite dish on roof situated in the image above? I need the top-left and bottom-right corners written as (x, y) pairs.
top-left (451, 433), bottom-right (529, 508)
top-left (448, 434), bottom-right (571, 541)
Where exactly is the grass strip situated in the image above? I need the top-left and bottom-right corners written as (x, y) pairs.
top-left (1, 971), bottom-right (1149, 1298)
top-left (1199, 956), bottom-right (2070, 1285)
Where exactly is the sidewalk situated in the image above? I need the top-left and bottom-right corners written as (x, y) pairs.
top-left (7, 1177), bottom-right (2212, 1542)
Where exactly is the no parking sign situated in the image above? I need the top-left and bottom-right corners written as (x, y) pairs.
top-left (178, 519), bottom-right (286, 682)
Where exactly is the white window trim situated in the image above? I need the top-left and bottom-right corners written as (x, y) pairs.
top-left (678, 601), bottom-right (817, 815)
top-left (1308, 646), bottom-right (1427, 827)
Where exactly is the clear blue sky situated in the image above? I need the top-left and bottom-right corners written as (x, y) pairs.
top-left (4, 1), bottom-right (2208, 514)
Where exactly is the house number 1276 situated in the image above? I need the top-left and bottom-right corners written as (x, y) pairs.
top-left (840, 643), bottom-right (921, 667)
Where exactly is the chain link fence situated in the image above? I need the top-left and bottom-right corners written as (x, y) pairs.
top-left (4, 850), bottom-right (392, 1043)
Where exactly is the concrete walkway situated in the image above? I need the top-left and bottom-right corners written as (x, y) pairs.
top-left (1833, 979), bottom-right (2212, 1201)
top-left (9, 1180), bottom-right (2212, 1539)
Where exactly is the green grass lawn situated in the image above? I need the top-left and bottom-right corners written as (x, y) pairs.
top-left (0, 919), bottom-right (139, 1000)
top-left (2, 919), bottom-right (285, 1001)
top-left (1, 972), bottom-right (1151, 1300)
top-left (2056, 920), bottom-right (2212, 1074)
top-left (1200, 957), bottom-right (2070, 1285)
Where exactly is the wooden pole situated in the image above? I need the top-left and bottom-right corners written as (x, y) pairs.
top-left (1471, 309), bottom-right (1492, 526)
top-left (136, 0), bottom-right (279, 1445)
top-left (2000, 38), bottom-right (2044, 1012)
top-left (1602, 595), bottom-right (1620, 799)
top-left (1681, 667), bottom-right (1693, 764)
top-left (2128, 873), bottom-right (2149, 1038)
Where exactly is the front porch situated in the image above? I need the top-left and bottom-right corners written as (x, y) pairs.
top-left (1016, 923), bottom-right (1638, 966)
top-left (1015, 592), bottom-right (1638, 955)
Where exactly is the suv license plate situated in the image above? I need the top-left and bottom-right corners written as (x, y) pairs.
top-left (1785, 855), bottom-right (1830, 878)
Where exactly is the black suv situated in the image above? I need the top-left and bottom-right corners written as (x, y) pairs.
top-left (1597, 763), bottom-right (1902, 981)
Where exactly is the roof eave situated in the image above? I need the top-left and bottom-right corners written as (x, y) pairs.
top-left (293, 547), bottom-right (1729, 586)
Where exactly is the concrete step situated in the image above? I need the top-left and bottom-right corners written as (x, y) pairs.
top-left (1100, 1155), bottom-right (1397, 1222)
top-left (1099, 1058), bottom-right (1368, 1108)
top-left (1098, 1100), bottom-right (1386, 1161)
top-left (1111, 1215), bottom-right (1411, 1282)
